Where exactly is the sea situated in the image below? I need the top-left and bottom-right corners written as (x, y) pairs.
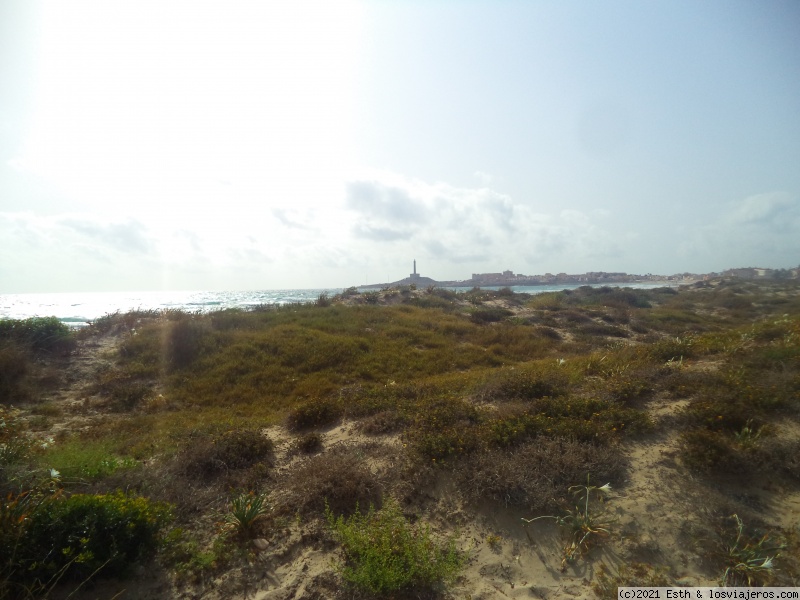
top-left (0, 282), bottom-right (681, 328)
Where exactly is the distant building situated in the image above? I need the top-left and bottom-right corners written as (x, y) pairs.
top-left (409, 260), bottom-right (421, 281)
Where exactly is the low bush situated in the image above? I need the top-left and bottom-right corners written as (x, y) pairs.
top-left (363, 291), bottom-right (380, 305)
top-left (536, 326), bottom-right (562, 340)
top-left (0, 406), bottom-right (38, 487)
top-left (0, 317), bottom-right (75, 355)
top-left (458, 438), bottom-right (626, 512)
top-left (293, 432), bottom-right (323, 454)
top-left (180, 428), bottom-right (273, 479)
top-left (478, 391), bottom-right (651, 450)
top-left (477, 365), bottom-right (569, 402)
top-left (286, 397), bottom-right (343, 431)
top-left (648, 334), bottom-right (697, 362)
top-left (8, 491), bottom-right (171, 584)
top-left (404, 397), bottom-right (482, 461)
top-left (316, 292), bottom-right (332, 307)
top-left (91, 368), bottom-right (152, 410)
top-left (279, 446), bottom-right (382, 517)
top-left (326, 498), bottom-right (463, 595)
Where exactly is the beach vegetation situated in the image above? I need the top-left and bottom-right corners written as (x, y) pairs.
top-left (717, 514), bottom-right (784, 586)
top-left (223, 491), bottom-right (270, 538)
top-left (279, 446), bottom-right (383, 517)
top-left (522, 476), bottom-right (614, 570)
top-left (177, 427), bottom-right (273, 480)
top-left (2, 490), bottom-right (171, 588)
top-left (4, 279), bottom-right (800, 596)
top-left (326, 498), bottom-right (463, 595)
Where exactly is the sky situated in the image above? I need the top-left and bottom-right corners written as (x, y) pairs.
top-left (1, 0), bottom-right (799, 293)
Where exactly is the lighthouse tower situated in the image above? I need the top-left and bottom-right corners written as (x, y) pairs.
top-left (410, 259), bottom-right (421, 281)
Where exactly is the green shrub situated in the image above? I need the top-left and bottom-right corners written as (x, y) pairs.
top-left (479, 365), bottom-right (569, 402)
top-left (12, 492), bottom-right (171, 583)
top-left (286, 397), bottom-right (343, 431)
top-left (406, 424), bottom-right (481, 462)
top-left (648, 334), bottom-right (696, 362)
top-left (0, 317), bottom-right (75, 355)
top-left (404, 397), bottom-right (481, 461)
top-left (326, 498), bottom-right (463, 595)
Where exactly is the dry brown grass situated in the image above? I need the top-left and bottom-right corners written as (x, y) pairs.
top-left (277, 445), bottom-right (383, 517)
top-left (457, 437), bottom-right (626, 513)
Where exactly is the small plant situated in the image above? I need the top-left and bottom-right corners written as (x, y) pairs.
top-left (734, 420), bottom-right (763, 450)
top-left (326, 498), bottom-right (463, 595)
top-left (720, 514), bottom-right (783, 586)
top-left (523, 475), bottom-right (613, 570)
top-left (224, 491), bottom-right (270, 538)
top-left (486, 533), bottom-right (502, 551)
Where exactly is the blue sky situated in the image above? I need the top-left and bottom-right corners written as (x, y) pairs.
top-left (1, 0), bottom-right (798, 292)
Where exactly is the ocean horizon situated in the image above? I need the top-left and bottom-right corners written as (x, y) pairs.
top-left (0, 282), bottom-right (681, 327)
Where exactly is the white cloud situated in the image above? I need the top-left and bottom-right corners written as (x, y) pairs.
top-left (729, 192), bottom-right (799, 232)
top-left (341, 174), bottom-right (621, 277)
top-left (677, 191), bottom-right (800, 269)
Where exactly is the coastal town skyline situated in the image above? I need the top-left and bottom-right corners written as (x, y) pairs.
top-left (358, 260), bottom-right (800, 290)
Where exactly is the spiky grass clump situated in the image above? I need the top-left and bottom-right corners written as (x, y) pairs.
top-left (224, 491), bottom-right (270, 538)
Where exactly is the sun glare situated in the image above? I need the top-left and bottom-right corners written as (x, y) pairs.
top-left (20, 1), bottom-right (363, 221)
